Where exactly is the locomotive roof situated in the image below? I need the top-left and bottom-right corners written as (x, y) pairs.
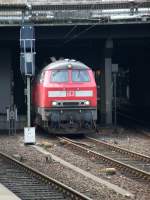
top-left (43, 59), bottom-right (90, 70)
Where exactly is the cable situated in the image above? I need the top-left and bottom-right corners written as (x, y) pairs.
top-left (63, 25), bottom-right (77, 39)
top-left (62, 2), bottom-right (99, 45)
top-left (63, 22), bottom-right (100, 45)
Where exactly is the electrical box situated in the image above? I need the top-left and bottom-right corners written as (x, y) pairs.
top-left (20, 25), bottom-right (35, 76)
top-left (24, 127), bottom-right (35, 144)
top-left (112, 64), bottom-right (118, 73)
top-left (20, 26), bottom-right (35, 50)
top-left (20, 53), bottom-right (35, 75)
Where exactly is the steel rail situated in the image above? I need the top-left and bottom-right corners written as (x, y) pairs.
top-left (0, 151), bottom-right (92, 200)
top-left (61, 137), bottom-right (150, 182)
top-left (87, 136), bottom-right (150, 163)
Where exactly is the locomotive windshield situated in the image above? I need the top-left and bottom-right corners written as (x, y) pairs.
top-left (72, 70), bottom-right (90, 82)
top-left (51, 70), bottom-right (68, 82)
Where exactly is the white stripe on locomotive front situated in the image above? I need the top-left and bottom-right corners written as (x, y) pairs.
top-left (48, 91), bottom-right (66, 97)
top-left (75, 90), bottom-right (93, 97)
top-left (48, 90), bottom-right (93, 97)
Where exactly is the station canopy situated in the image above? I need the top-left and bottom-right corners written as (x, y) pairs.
top-left (27, 0), bottom-right (149, 5)
top-left (0, 0), bottom-right (149, 25)
top-left (0, 0), bottom-right (26, 4)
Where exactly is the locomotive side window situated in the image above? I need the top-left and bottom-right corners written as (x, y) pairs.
top-left (40, 71), bottom-right (45, 83)
top-left (51, 70), bottom-right (68, 82)
top-left (72, 70), bottom-right (90, 82)
top-left (36, 71), bottom-right (45, 84)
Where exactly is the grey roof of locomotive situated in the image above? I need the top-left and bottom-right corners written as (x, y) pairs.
top-left (43, 59), bottom-right (90, 71)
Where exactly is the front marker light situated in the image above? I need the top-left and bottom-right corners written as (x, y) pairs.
top-left (52, 101), bottom-right (57, 106)
top-left (85, 101), bottom-right (90, 106)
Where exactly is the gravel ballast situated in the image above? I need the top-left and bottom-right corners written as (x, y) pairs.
top-left (0, 133), bottom-right (129, 200)
top-left (0, 130), bottom-right (149, 200)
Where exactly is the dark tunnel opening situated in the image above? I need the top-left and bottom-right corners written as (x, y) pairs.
top-left (1, 25), bottom-right (149, 126)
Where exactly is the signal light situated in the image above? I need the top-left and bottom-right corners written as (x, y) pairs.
top-left (68, 64), bottom-right (72, 69)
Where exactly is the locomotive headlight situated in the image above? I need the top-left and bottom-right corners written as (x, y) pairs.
top-left (52, 101), bottom-right (57, 106)
top-left (85, 101), bottom-right (90, 106)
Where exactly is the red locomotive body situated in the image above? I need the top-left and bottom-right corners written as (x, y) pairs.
top-left (32, 59), bottom-right (97, 134)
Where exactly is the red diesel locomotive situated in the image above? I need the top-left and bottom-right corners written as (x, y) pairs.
top-left (32, 59), bottom-right (97, 134)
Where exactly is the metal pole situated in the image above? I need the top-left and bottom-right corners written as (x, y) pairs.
top-left (27, 76), bottom-right (31, 127)
top-left (114, 73), bottom-right (117, 129)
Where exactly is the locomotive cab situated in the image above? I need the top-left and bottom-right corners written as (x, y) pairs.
top-left (32, 59), bottom-right (97, 134)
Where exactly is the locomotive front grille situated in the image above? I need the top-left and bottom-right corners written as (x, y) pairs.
top-left (63, 102), bottom-right (79, 107)
top-left (51, 100), bottom-right (90, 107)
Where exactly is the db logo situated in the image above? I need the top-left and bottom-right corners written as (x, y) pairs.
top-left (67, 91), bottom-right (75, 97)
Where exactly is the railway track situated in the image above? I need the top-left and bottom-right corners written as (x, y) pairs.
top-left (60, 136), bottom-right (150, 182)
top-left (0, 151), bottom-right (91, 200)
top-left (117, 110), bottom-right (150, 133)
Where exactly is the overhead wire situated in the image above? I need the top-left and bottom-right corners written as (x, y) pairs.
top-left (62, 2), bottom-right (99, 45)
top-left (63, 21), bottom-right (100, 45)
top-left (63, 25), bottom-right (78, 39)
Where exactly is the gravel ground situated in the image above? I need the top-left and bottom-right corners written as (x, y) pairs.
top-left (95, 127), bottom-right (150, 156)
top-left (0, 132), bottom-right (132, 200)
top-left (42, 137), bottom-right (150, 200)
top-left (0, 131), bottom-right (149, 200)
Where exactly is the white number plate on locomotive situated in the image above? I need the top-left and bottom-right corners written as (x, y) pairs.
top-left (66, 91), bottom-right (75, 97)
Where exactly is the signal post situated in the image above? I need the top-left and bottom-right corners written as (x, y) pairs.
top-left (20, 25), bottom-right (36, 144)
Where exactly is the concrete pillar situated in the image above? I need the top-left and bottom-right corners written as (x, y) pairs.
top-left (100, 67), bottom-right (106, 125)
top-left (0, 49), bottom-right (11, 114)
top-left (104, 39), bottom-right (113, 125)
top-left (0, 48), bottom-right (12, 129)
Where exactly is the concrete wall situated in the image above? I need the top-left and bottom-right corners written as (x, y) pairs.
top-left (0, 48), bottom-right (26, 130)
top-left (0, 49), bottom-right (11, 114)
